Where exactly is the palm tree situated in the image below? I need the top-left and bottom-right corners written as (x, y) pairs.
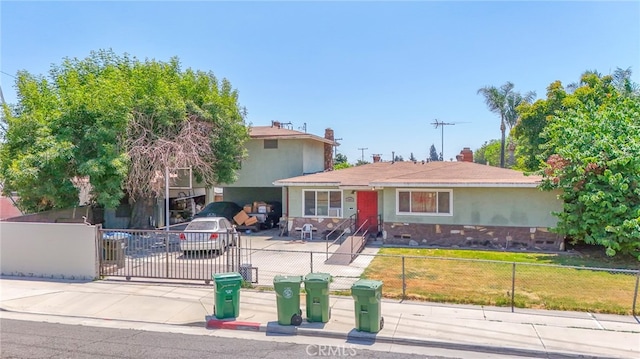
top-left (477, 82), bottom-right (512, 168)
top-left (477, 82), bottom-right (535, 168)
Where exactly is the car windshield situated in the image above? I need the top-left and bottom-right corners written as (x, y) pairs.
top-left (186, 220), bottom-right (218, 231)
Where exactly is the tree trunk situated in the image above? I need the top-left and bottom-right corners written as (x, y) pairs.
top-left (129, 197), bottom-right (155, 229)
top-left (500, 118), bottom-right (506, 168)
top-left (507, 138), bottom-right (516, 167)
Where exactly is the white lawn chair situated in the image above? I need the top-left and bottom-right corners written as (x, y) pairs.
top-left (301, 223), bottom-right (313, 240)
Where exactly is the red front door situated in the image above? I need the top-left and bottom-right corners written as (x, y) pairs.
top-left (356, 191), bottom-right (378, 234)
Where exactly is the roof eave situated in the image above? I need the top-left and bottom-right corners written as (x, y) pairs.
top-left (369, 182), bottom-right (541, 188)
top-left (250, 135), bottom-right (335, 145)
top-left (273, 181), bottom-right (342, 187)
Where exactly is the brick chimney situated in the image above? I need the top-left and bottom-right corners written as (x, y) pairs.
top-left (324, 128), bottom-right (334, 171)
top-left (372, 154), bottom-right (381, 163)
top-left (457, 147), bottom-right (473, 162)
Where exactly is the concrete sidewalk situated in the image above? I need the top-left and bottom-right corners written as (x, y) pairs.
top-left (0, 277), bottom-right (638, 358)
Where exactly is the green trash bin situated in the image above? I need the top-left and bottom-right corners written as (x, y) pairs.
top-left (273, 275), bottom-right (303, 326)
top-left (212, 272), bottom-right (243, 319)
top-left (351, 279), bottom-right (384, 333)
top-left (304, 273), bottom-right (331, 323)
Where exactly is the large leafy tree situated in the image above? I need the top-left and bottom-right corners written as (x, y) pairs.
top-left (539, 89), bottom-right (640, 259)
top-left (514, 69), bottom-right (635, 172)
top-left (0, 50), bottom-right (249, 228)
top-left (512, 81), bottom-right (567, 171)
top-left (334, 153), bottom-right (351, 170)
top-left (477, 82), bottom-right (535, 168)
top-left (473, 139), bottom-right (501, 167)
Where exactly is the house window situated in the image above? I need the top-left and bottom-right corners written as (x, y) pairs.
top-left (397, 189), bottom-right (452, 215)
top-left (264, 139), bottom-right (278, 149)
top-left (304, 190), bottom-right (342, 217)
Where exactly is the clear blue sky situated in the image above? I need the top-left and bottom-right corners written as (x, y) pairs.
top-left (2, 1), bottom-right (639, 163)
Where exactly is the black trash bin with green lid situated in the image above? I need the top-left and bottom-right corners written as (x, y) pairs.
top-left (273, 275), bottom-right (303, 325)
top-left (304, 273), bottom-right (331, 323)
top-left (351, 279), bottom-right (384, 333)
top-left (212, 272), bottom-right (243, 319)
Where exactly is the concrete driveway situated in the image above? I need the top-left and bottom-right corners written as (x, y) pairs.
top-left (103, 228), bottom-right (380, 291)
top-left (234, 228), bottom-right (381, 290)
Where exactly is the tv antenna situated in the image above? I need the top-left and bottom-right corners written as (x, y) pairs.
top-left (431, 119), bottom-right (467, 160)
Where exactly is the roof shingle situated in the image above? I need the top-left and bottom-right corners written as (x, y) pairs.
top-left (274, 161), bottom-right (542, 188)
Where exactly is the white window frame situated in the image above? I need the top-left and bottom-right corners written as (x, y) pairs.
top-left (396, 189), bottom-right (453, 216)
top-left (303, 189), bottom-right (343, 218)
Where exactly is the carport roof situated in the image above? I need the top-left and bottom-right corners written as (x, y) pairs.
top-left (273, 161), bottom-right (543, 188)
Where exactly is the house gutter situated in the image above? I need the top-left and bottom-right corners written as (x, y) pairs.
top-left (369, 182), bottom-right (541, 188)
top-left (273, 182), bottom-right (341, 187)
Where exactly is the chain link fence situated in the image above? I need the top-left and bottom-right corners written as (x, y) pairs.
top-left (245, 248), bottom-right (640, 316)
top-left (98, 227), bottom-right (639, 315)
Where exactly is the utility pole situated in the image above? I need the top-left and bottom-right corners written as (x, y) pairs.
top-left (358, 147), bottom-right (368, 162)
top-left (334, 138), bottom-right (343, 158)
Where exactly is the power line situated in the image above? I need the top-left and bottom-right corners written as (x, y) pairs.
top-left (0, 70), bottom-right (16, 79)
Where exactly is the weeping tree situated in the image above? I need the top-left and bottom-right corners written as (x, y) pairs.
top-left (0, 50), bottom-right (249, 228)
top-left (477, 82), bottom-right (535, 168)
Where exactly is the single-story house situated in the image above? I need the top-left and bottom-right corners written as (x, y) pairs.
top-left (0, 196), bottom-right (23, 220)
top-left (274, 157), bottom-right (564, 251)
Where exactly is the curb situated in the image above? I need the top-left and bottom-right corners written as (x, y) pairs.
top-left (205, 318), bottom-right (261, 331)
top-left (205, 319), bottom-right (620, 359)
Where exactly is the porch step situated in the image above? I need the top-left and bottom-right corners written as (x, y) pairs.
top-left (325, 235), bottom-right (365, 265)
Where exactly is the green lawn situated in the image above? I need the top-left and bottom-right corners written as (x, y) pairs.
top-left (358, 248), bottom-right (639, 315)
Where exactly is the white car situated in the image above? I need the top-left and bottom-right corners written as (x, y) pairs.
top-left (179, 217), bottom-right (238, 255)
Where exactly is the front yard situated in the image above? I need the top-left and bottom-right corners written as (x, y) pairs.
top-left (358, 248), bottom-right (639, 315)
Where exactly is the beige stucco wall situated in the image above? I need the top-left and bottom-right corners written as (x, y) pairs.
top-left (302, 141), bottom-right (325, 174)
top-left (0, 222), bottom-right (99, 280)
top-left (227, 138), bottom-right (325, 188)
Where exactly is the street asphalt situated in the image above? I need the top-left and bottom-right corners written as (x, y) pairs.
top-left (0, 276), bottom-right (638, 358)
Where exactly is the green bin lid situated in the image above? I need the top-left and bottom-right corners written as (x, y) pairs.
top-left (304, 273), bottom-right (331, 282)
top-left (273, 275), bottom-right (303, 284)
top-left (351, 279), bottom-right (382, 290)
top-left (212, 272), bottom-right (243, 281)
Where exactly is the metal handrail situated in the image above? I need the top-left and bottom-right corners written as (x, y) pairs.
top-left (350, 218), bottom-right (370, 261)
top-left (324, 215), bottom-right (354, 241)
top-left (324, 214), bottom-right (372, 262)
top-left (325, 214), bottom-right (356, 260)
